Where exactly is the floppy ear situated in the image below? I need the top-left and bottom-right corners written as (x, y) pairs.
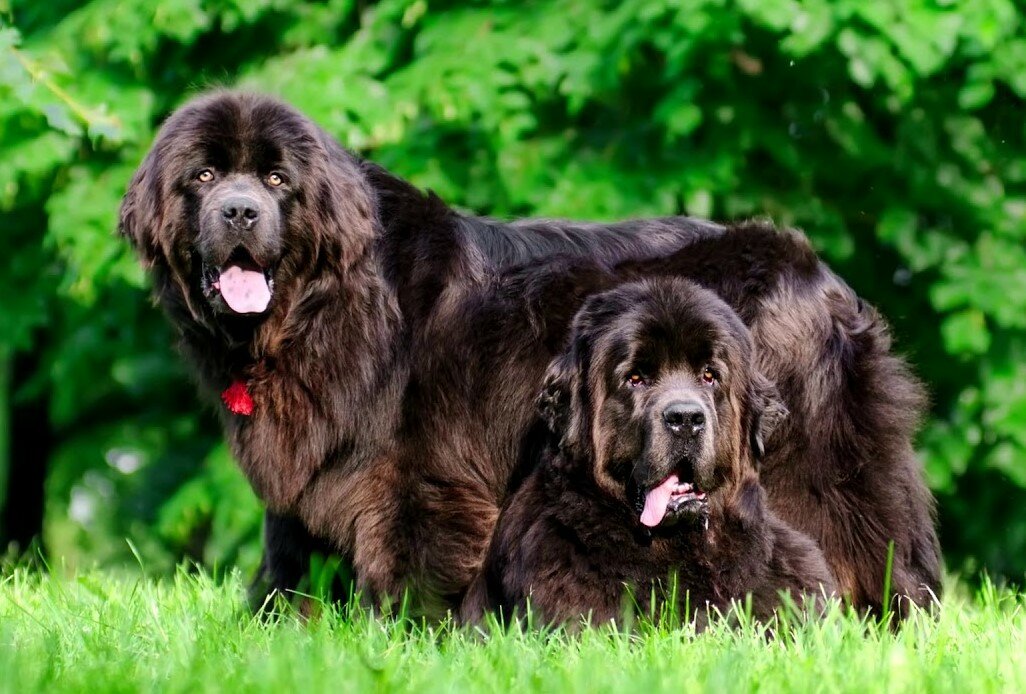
top-left (119, 150), bottom-right (204, 321)
top-left (748, 372), bottom-right (788, 460)
top-left (307, 131), bottom-right (380, 271)
top-left (536, 348), bottom-right (588, 455)
top-left (119, 155), bottom-right (162, 266)
top-left (537, 352), bottom-right (573, 436)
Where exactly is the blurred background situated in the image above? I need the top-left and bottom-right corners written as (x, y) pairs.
top-left (1, 0), bottom-right (1024, 584)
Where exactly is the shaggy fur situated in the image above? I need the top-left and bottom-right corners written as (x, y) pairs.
top-left (120, 91), bottom-right (939, 617)
top-left (461, 279), bottom-right (836, 626)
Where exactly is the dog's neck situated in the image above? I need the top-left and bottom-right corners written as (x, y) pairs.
top-left (169, 243), bottom-right (403, 406)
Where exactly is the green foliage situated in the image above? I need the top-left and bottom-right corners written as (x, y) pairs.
top-left (2, 0), bottom-right (1025, 579)
top-left (2, 570), bottom-right (1026, 692)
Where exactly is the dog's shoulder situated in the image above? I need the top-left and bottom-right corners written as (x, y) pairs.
top-left (760, 509), bottom-right (838, 602)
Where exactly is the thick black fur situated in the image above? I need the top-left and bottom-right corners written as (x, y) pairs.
top-left (120, 92), bottom-right (940, 617)
top-left (461, 279), bottom-right (837, 626)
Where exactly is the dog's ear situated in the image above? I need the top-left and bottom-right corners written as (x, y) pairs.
top-left (537, 352), bottom-right (574, 436)
top-left (119, 148), bottom-right (204, 321)
top-left (537, 348), bottom-right (589, 455)
top-left (119, 155), bottom-right (162, 266)
top-left (309, 130), bottom-right (380, 270)
top-left (748, 372), bottom-right (788, 460)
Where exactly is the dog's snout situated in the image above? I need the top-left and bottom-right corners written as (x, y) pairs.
top-left (662, 401), bottom-right (705, 436)
top-left (221, 196), bottom-right (260, 229)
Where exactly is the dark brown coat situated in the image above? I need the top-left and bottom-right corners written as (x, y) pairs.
top-left (120, 91), bottom-right (939, 617)
top-left (461, 280), bottom-right (836, 626)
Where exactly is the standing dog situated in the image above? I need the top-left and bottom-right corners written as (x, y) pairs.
top-left (120, 91), bottom-right (938, 616)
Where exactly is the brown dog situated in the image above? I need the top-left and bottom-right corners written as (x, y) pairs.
top-left (120, 91), bottom-right (937, 616)
top-left (462, 279), bottom-right (836, 625)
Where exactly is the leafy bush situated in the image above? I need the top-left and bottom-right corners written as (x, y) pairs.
top-left (2, 0), bottom-right (1025, 581)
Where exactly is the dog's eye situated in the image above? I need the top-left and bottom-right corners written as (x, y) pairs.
top-left (266, 172), bottom-right (285, 187)
top-left (197, 169), bottom-right (214, 183)
top-left (625, 373), bottom-right (649, 388)
top-left (701, 367), bottom-right (718, 385)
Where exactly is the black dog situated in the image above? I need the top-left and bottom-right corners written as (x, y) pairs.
top-left (120, 91), bottom-right (938, 616)
top-left (462, 279), bottom-right (837, 626)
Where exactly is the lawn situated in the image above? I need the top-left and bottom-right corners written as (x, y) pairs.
top-left (0, 568), bottom-right (1022, 693)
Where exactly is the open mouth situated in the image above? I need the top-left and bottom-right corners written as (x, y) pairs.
top-left (201, 247), bottom-right (275, 314)
top-left (635, 458), bottom-right (708, 529)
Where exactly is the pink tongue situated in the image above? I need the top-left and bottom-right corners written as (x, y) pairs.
top-left (218, 265), bottom-right (271, 314)
top-left (640, 474), bottom-right (679, 527)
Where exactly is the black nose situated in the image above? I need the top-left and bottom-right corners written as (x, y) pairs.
top-left (221, 197), bottom-right (260, 229)
top-left (663, 401), bottom-right (705, 436)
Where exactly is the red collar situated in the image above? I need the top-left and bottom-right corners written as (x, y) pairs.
top-left (221, 380), bottom-right (254, 416)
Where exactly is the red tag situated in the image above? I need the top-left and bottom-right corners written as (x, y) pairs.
top-left (221, 380), bottom-right (254, 416)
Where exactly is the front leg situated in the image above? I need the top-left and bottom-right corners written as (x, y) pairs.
top-left (249, 510), bottom-right (338, 612)
top-left (708, 478), bottom-right (836, 620)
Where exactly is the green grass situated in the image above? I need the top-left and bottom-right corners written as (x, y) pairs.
top-left (1, 568), bottom-right (1024, 693)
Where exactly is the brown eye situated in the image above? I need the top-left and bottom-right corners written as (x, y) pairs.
top-left (626, 373), bottom-right (648, 388)
top-left (702, 367), bottom-right (717, 385)
top-left (266, 172), bottom-right (284, 187)
top-left (197, 169), bottom-right (214, 183)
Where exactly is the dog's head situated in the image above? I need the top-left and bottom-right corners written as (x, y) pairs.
top-left (538, 279), bottom-right (786, 528)
top-left (119, 91), bottom-right (377, 327)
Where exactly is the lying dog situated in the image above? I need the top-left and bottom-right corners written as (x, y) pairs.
top-left (121, 92), bottom-right (937, 615)
top-left (462, 279), bottom-right (836, 626)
